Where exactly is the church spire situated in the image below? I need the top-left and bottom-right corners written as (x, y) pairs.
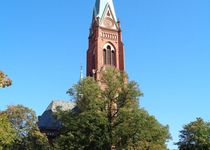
top-left (94, 0), bottom-right (117, 22)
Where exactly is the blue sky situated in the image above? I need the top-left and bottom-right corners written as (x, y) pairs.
top-left (0, 0), bottom-right (209, 149)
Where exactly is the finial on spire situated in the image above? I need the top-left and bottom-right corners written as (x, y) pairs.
top-left (80, 65), bottom-right (84, 81)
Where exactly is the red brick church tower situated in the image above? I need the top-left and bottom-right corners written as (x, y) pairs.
top-left (87, 0), bottom-right (125, 80)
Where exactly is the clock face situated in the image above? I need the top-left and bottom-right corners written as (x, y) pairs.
top-left (103, 17), bottom-right (114, 28)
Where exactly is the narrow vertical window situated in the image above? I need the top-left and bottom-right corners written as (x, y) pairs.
top-left (107, 45), bottom-right (111, 65)
top-left (92, 54), bottom-right (96, 69)
top-left (111, 50), bottom-right (115, 66)
top-left (103, 49), bottom-right (106, 64)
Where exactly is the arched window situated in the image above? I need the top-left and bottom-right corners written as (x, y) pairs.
top-left (103, 49), bottom-right (106, 65)
top-left (103, 44), bottom-right (115, 66)
top-left (111, 50), bottom-right (115, 66)
top-left (107, 45), bottom-right (111, 65)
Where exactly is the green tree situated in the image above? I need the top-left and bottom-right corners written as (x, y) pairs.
top-left (54, 77), bottom-right (108, 150)
top-left (55, 68), bottom-right (171, 150)
top-left (24, 126), bottom-right (51, 150)
top-left (0, 112), bottom-right (15, 150)
top-left (176, 118), bottom-right (210, 150)
top-left (4, 105), bottom-right (50, 150)
top-left (0, 71), bottom-right (12, 88)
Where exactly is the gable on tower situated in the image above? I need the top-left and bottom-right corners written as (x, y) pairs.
top-left (100, 4), bottom-right (118, 30)
top-left (94, 0), bottom-right (117, 22)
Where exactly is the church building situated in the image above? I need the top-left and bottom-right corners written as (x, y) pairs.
top-left (38, 0), bottom-right (125, 142)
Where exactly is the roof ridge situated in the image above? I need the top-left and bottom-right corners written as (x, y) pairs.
top-left (45, 100), bottom-right (75, 112)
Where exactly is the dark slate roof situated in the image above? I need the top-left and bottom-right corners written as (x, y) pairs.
top-left (38, 100), bottom-right (75, 130)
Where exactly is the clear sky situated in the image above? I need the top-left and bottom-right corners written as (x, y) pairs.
top-left (0, 0), bottom-right (209, 149)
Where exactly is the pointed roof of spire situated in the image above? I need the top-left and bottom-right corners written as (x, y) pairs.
top-left (94, 0), bottom-right (117, 22)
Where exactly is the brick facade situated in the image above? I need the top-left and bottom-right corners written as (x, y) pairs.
top-left (87, 7), bottom-right (125, 81)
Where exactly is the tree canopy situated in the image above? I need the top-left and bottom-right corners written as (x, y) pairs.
top-left (176, 117), bottom-right (210, 150)
top-left (3, 105), bottom-right (50, 150)
top-left (55, 68), bottom-right (171, 150)
top-left (0, 71), bottom-right (12, 88)
top-left (0, 112), bottom-right (15, 150)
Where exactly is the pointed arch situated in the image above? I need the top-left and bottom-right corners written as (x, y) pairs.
top-left (103, 43), bottom-right (116, 66)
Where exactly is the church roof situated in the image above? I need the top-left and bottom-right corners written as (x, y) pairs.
top-left (94, 0), bottom-right (117, 22)
top-left (38, 100), bottom-right (76, 130)
top-left (46, 100), bottom-right (75, 112)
